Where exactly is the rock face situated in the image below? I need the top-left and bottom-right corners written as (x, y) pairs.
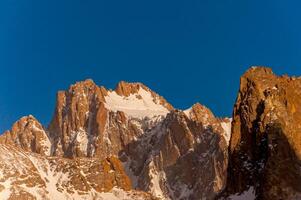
top-left (48, 80), bottom-right (173, 158)
top-left (48, 79), bottom-right (109, 158)
top-left (226, 67), bottom-right (301, 199)
top-left (125, 103), bottom-right (228, 199)
top-left (0, 115), bottom-right (51, 155)
top-left (0, 79), bottom-right (230, 200)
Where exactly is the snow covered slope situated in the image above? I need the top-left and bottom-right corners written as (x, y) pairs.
top-left (0, 144), bottom-right (155, 200)
top-left (104, 88), bottom-right (169, 119)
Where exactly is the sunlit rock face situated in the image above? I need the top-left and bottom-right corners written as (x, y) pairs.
top-left (47, 79), bottom-right (174, 158)
top-left (225, 67), bottom-right (301, 199)
top-left (0, 115), bottom-right (51, 156)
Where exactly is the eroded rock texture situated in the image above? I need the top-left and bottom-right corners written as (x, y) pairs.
top-left (226, 67), bottom-right (301, 199)
top-left (125, 104), bottom-right (229, 199)
top-left (0, 115), bottom-right (51, 155)
top-left (48, 80), bottom-right (173, 158)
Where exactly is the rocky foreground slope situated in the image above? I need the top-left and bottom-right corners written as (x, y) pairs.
top-left (1, 67), bottom-right (300, 200)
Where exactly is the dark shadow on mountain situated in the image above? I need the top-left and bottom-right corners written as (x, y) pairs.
top-left (219, 121), bottom-right (301, 200)
top-left (118, 113), bottom-right (228, 200)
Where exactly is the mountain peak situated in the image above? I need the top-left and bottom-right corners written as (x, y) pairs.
top-left (0, 115), bottom-right (51, 155)
top-left (73, 78), bottom-right (95, 86)
top-left (184, 102), bottom-right (215, 122)
top-left (67, 79), bottom-right (98, 93)
top-left (243, 66), bottom-right (274, 78)
top-left (115, 81), bottom-right (150, 97)
top-left (16, 114), bottom-right (37, 124)
top-left (105, 81), bottom-right (172, 118)
top-left (12, 115), bottom-right (41, 130)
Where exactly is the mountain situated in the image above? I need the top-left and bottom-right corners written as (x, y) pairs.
top-left (0, 115), bottom-right (51, 155)
top-left (1, 67), bottom-right (300, 200)
top-left (0, 80), bottom-right (230, 199)
top-left (224, 67), bottom-right (301, 199)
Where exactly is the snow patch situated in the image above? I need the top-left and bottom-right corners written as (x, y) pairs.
top-left (31, 123), bottom-right (51, 155)
top-left (97, 187), bottom-right (147, 200)
top-left (183, 107), bottom-right (192, 117)
top-left (221, 119), bottom-right (232, 145)
top-left (70, 128), bottom-right (89, 156)
top-left (176, 184), bottom-right (193, 199)
top-left (104, 88), bottom-right (169, 119)
top-left (148, 160), bottom-right (169, 199)
top-left (28, 155), bottom-right (71, 199)
top-left (75, 128), bottom-right (89, 154)
top-left (0, 178), bottom-right (12, 199)
top-left (228, 187), bottom-right (256, 200)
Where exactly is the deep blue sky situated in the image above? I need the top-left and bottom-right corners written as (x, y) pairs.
top-left (1, 0), bottom-right (301, 132)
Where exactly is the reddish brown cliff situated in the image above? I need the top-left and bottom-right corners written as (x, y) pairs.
top-left (226, 67), bottom-right (301, 199)
top-left (0, 115), bottom-right (50, 155)
top-left (47, 80), bottom-right (173, 159)
top-left (125, 103), bottom-right (229, 199)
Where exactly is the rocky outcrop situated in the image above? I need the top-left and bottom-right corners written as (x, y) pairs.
top-left (124, 104), bottom-right (229, 199)
top-left (225, 67), bottom-right (301, 199)
top-left (48, 80), bottom-right (173, 158)
top-left (48, 79), bottom-right (109, 157)
top-left (0, 115), bottom-right (51, 155)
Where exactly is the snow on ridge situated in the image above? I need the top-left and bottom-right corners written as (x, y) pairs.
top-left (104, 88), bottom-right (169, 119)
top-left (183, 107), bottom-right (192, 117)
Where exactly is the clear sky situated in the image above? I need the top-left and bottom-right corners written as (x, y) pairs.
top-left (1, 0), bottom-right (301, 132)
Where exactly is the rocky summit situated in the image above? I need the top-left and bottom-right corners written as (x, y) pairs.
top-left (224, 67), bottom-right (301, 199)
top-left (0, 67), bottom-right (301, 200)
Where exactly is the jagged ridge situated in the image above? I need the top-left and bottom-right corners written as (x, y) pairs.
top-left (1, 79), bottom-right (231, 200)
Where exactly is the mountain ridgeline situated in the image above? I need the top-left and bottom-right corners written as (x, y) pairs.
top-left (0, 67), bottom-right (300, 200)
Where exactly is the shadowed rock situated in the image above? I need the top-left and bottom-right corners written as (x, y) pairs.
top-left (225, 67), bottom-right (301, 199)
